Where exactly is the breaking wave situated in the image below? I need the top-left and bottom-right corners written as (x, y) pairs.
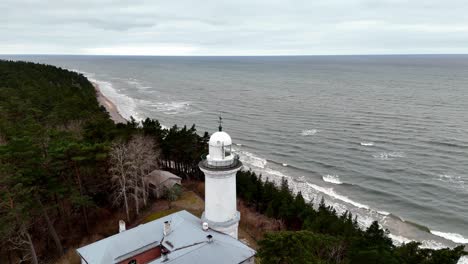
top-left (237, 150), bottom-right (268, 169)
top-left (306, 182), bottom-right (370, 209)
top-left (430, 230), bottom-right (468, 244)
top-left (360, 142), bottom-right (374, 146)
top-left (322, 174), bottom-right (342, 184)
top-left (235, 147), bottom-right (467, 256)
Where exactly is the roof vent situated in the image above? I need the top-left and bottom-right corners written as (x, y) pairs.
top-left (207, 234), bottom-right (213, 243)
top-left (162, 252), bottom-right (169, 262)
top-left (163, 221), bottom-right (171, 236)
top-left (119, 220), bottom-right (126, 233)
top-left (202, 222), bottom-right (209, 231)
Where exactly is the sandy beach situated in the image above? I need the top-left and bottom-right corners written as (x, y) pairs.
top-left (93, 82), bottom-right (127, 124)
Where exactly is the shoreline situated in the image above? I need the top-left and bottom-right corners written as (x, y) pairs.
top-left (93, 82), bottom-right (127, 124)
top-left (88, 76), bottom-right (467, 254)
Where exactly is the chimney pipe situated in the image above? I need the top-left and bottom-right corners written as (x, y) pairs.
top-left (202, 222), bottom-right (209, 231)
top-left (119, 220), bottom-right (126, 233)
top-left (163, 221), bottom-right (171, 236)
top-left (207, 234), bottom-right (213, 243)
top-left (162, 252), bottom-right (169, 262)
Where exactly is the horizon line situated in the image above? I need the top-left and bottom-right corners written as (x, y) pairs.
top-left (2, 53), bottom-right (468, 57)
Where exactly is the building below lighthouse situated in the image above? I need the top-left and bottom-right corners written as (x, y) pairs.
top-left (199, 125), bottom-right (243, 238)
top-left (76, 126), bottom-right (254, 264)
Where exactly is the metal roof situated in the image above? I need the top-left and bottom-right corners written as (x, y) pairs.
top-left (76, 210), bottom-right (255, 264)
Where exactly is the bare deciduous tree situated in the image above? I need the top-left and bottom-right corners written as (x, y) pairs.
top-left (127, 134), bottom-right (160, 210)
top-left (109, 135), bottom-right (159, 219)
top-left (8, 223), bottom-right (38, 264)
top-left (0, 194), bottom-right (39, 264)
top-left (109, 141), bottom-right (132, 221)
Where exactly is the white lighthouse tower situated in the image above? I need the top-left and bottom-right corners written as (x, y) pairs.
top-left (199, 118), bottom-right (242, 239)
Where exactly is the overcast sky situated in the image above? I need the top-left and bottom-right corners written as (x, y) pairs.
top-left (2, 0), bottom-right (468, 55)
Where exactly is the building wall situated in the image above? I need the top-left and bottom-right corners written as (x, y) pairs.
top-left (212, 221), bottom-right (239, 239)
top-left (204, 173), bottom-right (237, 223)
top-left (118, 246), bottom-right (161, 264)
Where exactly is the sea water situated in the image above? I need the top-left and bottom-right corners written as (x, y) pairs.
top-left (3, 55), bottom-right (467, 256)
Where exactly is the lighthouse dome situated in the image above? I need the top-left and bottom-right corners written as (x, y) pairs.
top-left (209, 131), bottom-right (232, 147)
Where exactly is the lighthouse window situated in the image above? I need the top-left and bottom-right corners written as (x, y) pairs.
top-left (225, 145), bottom-right (231, 156)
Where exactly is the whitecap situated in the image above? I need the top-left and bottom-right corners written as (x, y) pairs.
top-left (438, 174), bottom-right (465, 188)
top-left (322, 174), bottom-right (342, 185)
top-left (430, 230), bottom-right (468, 244)
top-left (306, 182), bottom-right (370, 209)
top-left (282, 163), bottom-right (288, 167)
top-left (360, 142), bottom-right (374, 146)
top-left (301, 129), bottom-right (318, 136)
top-left (372, 152), bottom-right (405, 160)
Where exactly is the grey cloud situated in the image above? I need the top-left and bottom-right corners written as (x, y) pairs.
top-left (1, 0), bottom-right (468, 55)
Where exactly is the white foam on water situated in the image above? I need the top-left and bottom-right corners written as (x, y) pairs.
top-left (306, 182), bottom-right (370, 209)
top-left (150, 101), bottom-right (192, 115)
top-left (389, 234), bottom-right (412, 246)
top-left (301, 129), bottom-right (318, 136)
top-left (458, 256), bottom-right (468, 264)
top-left (322, 174), bottom-right (342, 184)
top-left (360, 142), bottom-right (374, 146)
top-left (438, 174), bottom-right (465, 189)
top-left (420, 240), bottom-right (447, 250)
top-left (235, 148), bottom-right (465, 255)
top-left (67, 68), bottom-right (144, 121)
top-left (430, 230), bottom-right (468, 244)
top-left (237, 150), bottom-right (267, 169)
top-left (282, 163), bottom-right (288, 167)
top-left (235, 143), bottom-right (243, 146)
top-left (126, 78), bottom-right (152, 90)
top-left (385, 237), bottom-right (446, 251)
top-left (264, 168), bottom-right (290, 178)
top-left (372, 152), bottom-right (405, 160)
top-left (87, 77), bottom-right (144, 121)
top-left (377, 210), bottom-right (391, 216)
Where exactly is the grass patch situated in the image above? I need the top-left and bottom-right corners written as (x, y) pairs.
top-left (172, 191), bottom-right (204, 211)
top-left (144, 208), bottom-right (180, 223)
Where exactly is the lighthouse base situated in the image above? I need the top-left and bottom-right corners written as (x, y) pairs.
top-left (201, 211), bottom-right (240, 239)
